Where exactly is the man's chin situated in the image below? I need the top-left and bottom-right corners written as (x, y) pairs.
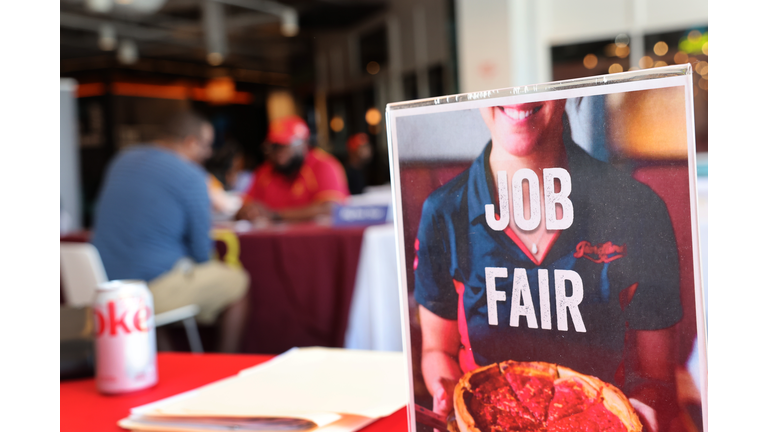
top-left (274, 156), bottom-right (305, 177)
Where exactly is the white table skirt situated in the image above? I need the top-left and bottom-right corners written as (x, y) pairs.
top-left (344, 223), bottom-right (403, 352)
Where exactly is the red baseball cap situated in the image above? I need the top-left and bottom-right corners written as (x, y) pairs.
top-left (266, 115), bottom-right (310, 146)
top-left (346, 133), bottom-right (370, 153)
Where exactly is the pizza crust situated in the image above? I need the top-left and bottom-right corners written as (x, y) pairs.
top-left (454, 364), bottom-right (497, 432)
top-left (453, 361), bottom-right (642, 432)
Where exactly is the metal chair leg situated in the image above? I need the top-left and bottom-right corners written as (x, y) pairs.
top-left (182, 317), bottom-right (204, 353)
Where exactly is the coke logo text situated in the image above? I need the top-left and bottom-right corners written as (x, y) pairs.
top-left (95, 301), bottom-right (152, 336)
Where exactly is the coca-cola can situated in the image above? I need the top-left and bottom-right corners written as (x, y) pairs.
top-left (93, 280), bottom-right (158, 394)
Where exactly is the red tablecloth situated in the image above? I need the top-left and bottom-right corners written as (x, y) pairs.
top-left (234, 224), bottom-right (366, 354)
top-left (60, 352), bottom-right (407, 432)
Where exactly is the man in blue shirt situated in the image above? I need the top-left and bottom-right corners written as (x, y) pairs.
top-left (92, 111), bottom-right (249, 352)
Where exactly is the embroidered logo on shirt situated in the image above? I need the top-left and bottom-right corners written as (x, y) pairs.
top-left (573, 241), bottom-right (626, 263)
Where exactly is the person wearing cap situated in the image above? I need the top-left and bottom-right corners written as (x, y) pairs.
top-left (344, 133), bottom-right (373, 195)
top-left (236, 115), bottom-right (350, 222)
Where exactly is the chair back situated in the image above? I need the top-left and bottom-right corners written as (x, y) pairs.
top-left (60, 242), bottom-right (108, 307)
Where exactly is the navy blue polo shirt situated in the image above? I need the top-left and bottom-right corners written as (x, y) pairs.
top-left (414, 137), bottom-right (682, 385)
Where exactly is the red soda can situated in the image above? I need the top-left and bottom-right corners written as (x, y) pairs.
top-left (93, 280), bottom-right (158, 394)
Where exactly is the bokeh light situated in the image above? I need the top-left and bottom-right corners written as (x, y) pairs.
top-left (615, 45), bottom-right (630, 58)
top-left (366, 61), bottom-right (380, 75)
top-left (639, 56), bottom-right (654, 69)
top-left (688, 30), bottom-right (702, 43)
top-left (365, 107), bottom-right (382, 125)
top-left (654, 61), bottom-right (668, 68)
top-left (583, 54), bottom-right (598, 69)
top-left (695, 60), bottom-right (708, 75)
top-left (653, 41), bottom-right (669, 56)
top-left (674, 51), bottom-right (689, 64)
top-left (330, 116), bottom-right (345, 132)
top-left (207, 52), bottom-right (223, 66)
top-left (608, 63), bottom-right (623, 74)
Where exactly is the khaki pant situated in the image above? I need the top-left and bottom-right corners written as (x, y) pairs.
top-left (149, 258), bottom-right (249, 325)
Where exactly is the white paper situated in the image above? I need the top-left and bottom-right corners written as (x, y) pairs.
top-left (124, 347), bottom-right (408, 430)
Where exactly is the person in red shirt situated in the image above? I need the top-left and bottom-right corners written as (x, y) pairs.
top-left (236, 115), bottom-right (350, 222)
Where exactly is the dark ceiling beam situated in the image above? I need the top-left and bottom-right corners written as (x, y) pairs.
top-left (60, 12), bottom-right (175, 41)
top-left (60, 12), bottom-right (299, 60)
top-left (60, 55), bottom-right (291, 86)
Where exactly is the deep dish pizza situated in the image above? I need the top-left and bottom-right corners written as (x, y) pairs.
top-left (453, 361), bottom-right (642, 432)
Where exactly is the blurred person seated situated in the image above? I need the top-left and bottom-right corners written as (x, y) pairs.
top-left (235, 115), bottom-right (349, 222)
top-left (205, 138), bottom-right (253, 194)
top-left (344, 133), bottom-right (373, 195)
top-left (90, 111), bottom-right (250, 353)
top-left (207, 173), bottom-right (242, 219)
top-left (229, 150), bottom-right (255, 194)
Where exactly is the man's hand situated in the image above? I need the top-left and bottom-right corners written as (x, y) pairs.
top-left (432, 377), bottom-right (458, 421)
top-left (630, 398), bottom-right (659, 432)
top-left (235, 201), bottom-right (274, 221)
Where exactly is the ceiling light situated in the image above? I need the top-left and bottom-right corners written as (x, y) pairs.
top-left (98, 24), bottom-right (117, 51)
top-left (86, 0), bottom-right (113, 13)
top-left (207, 52), bottom-right (224, 66)
top-left (615, 34), bottom-right (630, 48)
top-left (117, 39), bottom-right (138, 65)
top-left (366, 61), bottom-right (380, 75)
top-left (281, 9), bottom-right (299, 37)
top-left (206, 76), bottom-right (235, 104)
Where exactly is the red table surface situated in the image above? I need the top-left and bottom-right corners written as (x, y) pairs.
top-left (60, 352), bottom-right (407, 432)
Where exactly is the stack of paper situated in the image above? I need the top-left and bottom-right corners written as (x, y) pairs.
top-left (118, 347), bottom-right (408, 432)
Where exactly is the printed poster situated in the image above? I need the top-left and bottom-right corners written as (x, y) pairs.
top-left (386, 65), bottom-right (706, 432)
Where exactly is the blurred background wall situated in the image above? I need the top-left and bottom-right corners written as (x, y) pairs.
top-left (60, 0), bottom-right (708, 229)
